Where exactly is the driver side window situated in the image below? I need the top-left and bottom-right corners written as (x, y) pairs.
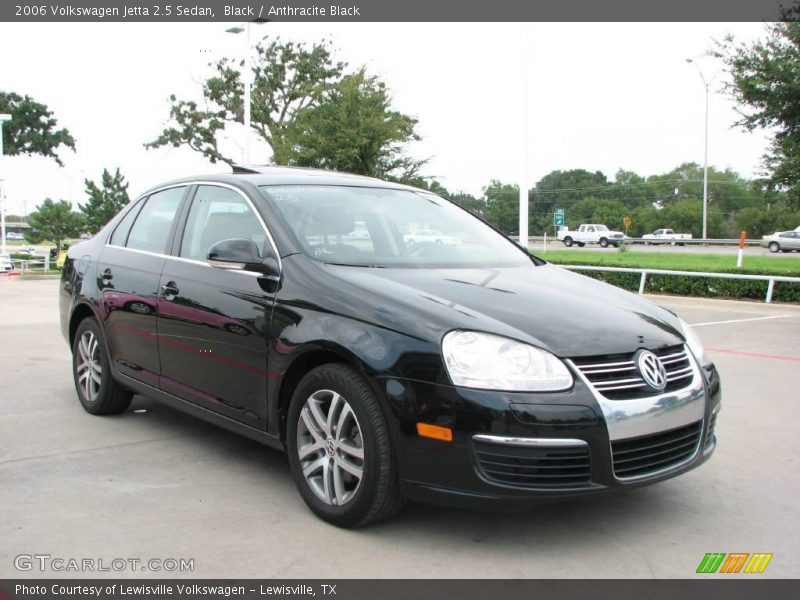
top-left (180, 186), bottom-right (267, 261)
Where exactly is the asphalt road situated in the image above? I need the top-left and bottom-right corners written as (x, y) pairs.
top-left (1, 279), bottom-right (798, 578)
top-left (531, 240), bottom-right (800, 258)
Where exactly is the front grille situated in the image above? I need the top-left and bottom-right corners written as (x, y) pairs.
top-left (473, 441), bottom-right (591, 488)
top-left (611, 421), bottom-right (702, 479)
top-left (572, 345), bottom-right (694, 400)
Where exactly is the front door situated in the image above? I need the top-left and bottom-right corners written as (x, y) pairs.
top-left (156, 184), bottom-right (276, 428)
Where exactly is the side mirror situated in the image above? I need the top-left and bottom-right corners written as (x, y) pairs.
top-left (207, 239), bottom-right (281, 281)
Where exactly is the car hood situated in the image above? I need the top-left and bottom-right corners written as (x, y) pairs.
top-left (322, 262), bottom-right (684, 358)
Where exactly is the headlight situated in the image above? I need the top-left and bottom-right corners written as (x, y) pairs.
top-left (678, 317), bottom-right (709, 366)
top-left (442, 331), bottom-right (573, 391)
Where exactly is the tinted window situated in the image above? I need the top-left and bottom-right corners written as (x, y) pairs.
top-left (109, 200), bottom-right (143, 246)
top-left (180, 185), bottom-right (267, 261)
top-left (126, 187), bottom-right (184, 253)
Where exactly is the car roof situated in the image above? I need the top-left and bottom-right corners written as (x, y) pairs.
top-left (139, 165), bottom-right (420, 197)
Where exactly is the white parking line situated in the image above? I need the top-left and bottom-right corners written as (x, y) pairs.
top-left (690, 315), bottom-right (788, 327)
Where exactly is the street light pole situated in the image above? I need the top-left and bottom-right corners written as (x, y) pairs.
top-left (518, 25), bottom-right (530, 250)
top-left (226, 22), bottom-right (256, 165)
top-left (0, 113), bottom-right (12, 255)
top-left (687, 58), bottom-right (715, 241)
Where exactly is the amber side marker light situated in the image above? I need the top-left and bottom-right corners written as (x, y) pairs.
top-left (416, 422), bottom-right (453, 442)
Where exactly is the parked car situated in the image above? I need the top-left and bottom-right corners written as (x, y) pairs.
top-left (760, 230), bottom-right (800, 253)
top-left (557, 224), bottom-right (626, 247)
top-left (0, 254), bottom-right (14, 272)
top-left (642, 229), bottom-right (692, 246)
top-left (404, 229), bottom-right (461, 246)
top-left (59, 167), bottom-right (720, 528)
top-left (6, 232), bottom-right (24, 240)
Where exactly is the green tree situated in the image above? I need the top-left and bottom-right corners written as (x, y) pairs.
top-left (483, 181), bottom-right (519, 234)
top-left (0, 92), bottom-right (76, 166)
top-left (450, 192), bottom-right (485, 217)
top-left (80, 168), bottom-right (130, 234)
top-left (283, 69), bottom-right (423, 179)
top-left (715, 23), bottom-right (800, 207)
top-left (25, 199), bottom-right (84, 253)
top-left (146, 38), bottom-right (345, 165)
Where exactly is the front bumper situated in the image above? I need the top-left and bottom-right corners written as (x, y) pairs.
top-left (377, 357), bottom-right (721, 510)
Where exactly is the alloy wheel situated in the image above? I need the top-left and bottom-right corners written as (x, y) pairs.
top-left (76, 330), bottom-right (102, 403)
top-left (296, 389), bottom-right (365, 507)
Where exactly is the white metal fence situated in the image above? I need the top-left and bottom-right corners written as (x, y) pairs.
top-left (561, 264), bottom-right (800, 304)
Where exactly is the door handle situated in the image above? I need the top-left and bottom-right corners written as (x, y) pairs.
top-left (161, 281), bottom-right (179, 300)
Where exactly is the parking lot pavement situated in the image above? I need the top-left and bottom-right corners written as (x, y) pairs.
top-left (1, 280), bottom-right (798, 579)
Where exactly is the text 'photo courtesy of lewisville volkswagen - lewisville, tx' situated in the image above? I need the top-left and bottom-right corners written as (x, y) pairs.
top-left (1, 1), bottom-right (799, 598)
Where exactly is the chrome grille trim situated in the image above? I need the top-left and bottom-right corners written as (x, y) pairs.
top-left (571, 345), bottom-right (694, 399)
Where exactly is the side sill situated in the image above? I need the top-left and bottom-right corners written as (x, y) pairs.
top-left (116, 372), bottom-right (285, 452)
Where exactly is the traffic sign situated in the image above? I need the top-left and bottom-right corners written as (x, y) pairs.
top-left (623, 216), bottom-right (632, 229)
top-left (554, 209), bottom-right (565, 226)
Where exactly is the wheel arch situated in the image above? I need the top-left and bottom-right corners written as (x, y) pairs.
top-left (276, 346), bottom-right (363, 445)
top-left (68, 302), bottom-right (101, 349)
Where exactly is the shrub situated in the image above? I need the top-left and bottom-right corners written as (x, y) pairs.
top-left (572, 269), bottom-right (799, 303)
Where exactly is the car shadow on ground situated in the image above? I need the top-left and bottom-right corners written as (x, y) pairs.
top-left (124, 393), bottom-right (687, 546)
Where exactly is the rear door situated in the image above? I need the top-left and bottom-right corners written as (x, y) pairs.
top-left (156, 184), bottom-right (277, 428)
top-left (100, 186), bottom-right (187, 387)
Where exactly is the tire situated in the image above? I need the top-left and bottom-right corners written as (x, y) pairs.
top-left (287, 363), bottom-right (405, 528)
top-left (768, 242), bottom-right (780, 253)
top-left (72, 317), bottom-right (133, 415)
top-left (563, 237), bottom-right (573, 247)
top-left (576, 242), bottom-right (585, 247)
top-left (599, 238), bottom-right (609, 248)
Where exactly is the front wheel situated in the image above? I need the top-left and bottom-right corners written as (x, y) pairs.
top-left (72, 318), bottom-right (132, 415)
top-left (576, 242), bottom-right (586, 247)
top-left (599, 238), bottom-right (609, 248)
top-left (287, 364), bottom-right (405, 528)
top-left (768, 242), bottom-right (780, 253)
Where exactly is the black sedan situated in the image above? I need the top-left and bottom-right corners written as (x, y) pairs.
top-left (59, 166), bottom-right (721, 527)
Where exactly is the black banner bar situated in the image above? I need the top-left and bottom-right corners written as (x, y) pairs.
top-left (3, 580), bottom-right (800, 600)
top-left (1, 0), bottom-right (797, 23)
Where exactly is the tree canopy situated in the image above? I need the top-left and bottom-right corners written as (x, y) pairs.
top-left (283, 69), bottom-right (423, 179)
top-left (715, 22), bottom-right (800, 207)
top-left (0, 91), bottom-right (76, 166)
top-left (25, 199), bottom-right (84, 252)
top-left (80, 168), bottom-right (130, 234)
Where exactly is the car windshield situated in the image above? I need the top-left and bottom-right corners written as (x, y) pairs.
top-left (594, 225), bottom-right (609, 232)
top-left (260, 185), bottom-right (531, 268)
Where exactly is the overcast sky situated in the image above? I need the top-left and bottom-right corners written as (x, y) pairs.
top-left (0, 21), bottom-right (773, 216)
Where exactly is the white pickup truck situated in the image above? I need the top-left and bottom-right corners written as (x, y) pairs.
top-left (642, 229), bottom-right (692, 246)
top-left (557, 224), bottom-right (626, 248)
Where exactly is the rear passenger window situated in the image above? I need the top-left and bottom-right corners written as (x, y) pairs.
top-left (126, 187), bottom-right (185, 253)
top-left (180, 185), bottom-right (266, 261)
top-left (109, 200), bottom-right (143, 246)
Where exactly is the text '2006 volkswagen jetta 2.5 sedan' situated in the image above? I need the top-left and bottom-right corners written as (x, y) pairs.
top-left (59, 166), bottom-right (721, 527)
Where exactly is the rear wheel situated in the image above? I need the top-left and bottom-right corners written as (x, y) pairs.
top-left (563, 237), bottom-right (573, 247)
top-left (287, 364), bottom-right (405, 528)
top-left (72, 318), bottom-right (132, 415)
top-left (768, 242), bottom-right (780, 253)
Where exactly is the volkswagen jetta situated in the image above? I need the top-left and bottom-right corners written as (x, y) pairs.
top-left (59, 166), bottom-right (721, 527)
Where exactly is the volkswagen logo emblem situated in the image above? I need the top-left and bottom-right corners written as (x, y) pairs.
top-left (636, 350), bottom-right (667, 391)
